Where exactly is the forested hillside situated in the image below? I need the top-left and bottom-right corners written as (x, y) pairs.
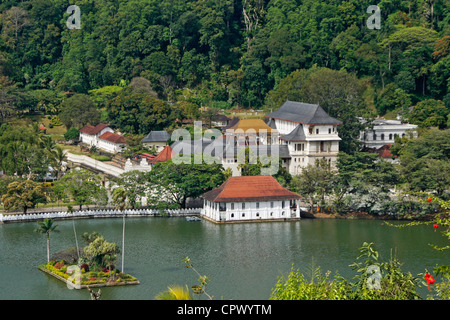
top-left (0, 0), bottom-right (449, 127)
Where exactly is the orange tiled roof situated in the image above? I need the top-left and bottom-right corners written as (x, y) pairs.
top-left (79, 123), bottom-right (110, 135)
top-left (98, 131), bottom-right (125, 144)
top-left (148, 145), bottom-right (172, 163)
top-left (202, 176), bottom-right (302, 202)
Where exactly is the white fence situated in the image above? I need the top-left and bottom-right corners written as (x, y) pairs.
top-left (0, 208), bottom-right (202, 223)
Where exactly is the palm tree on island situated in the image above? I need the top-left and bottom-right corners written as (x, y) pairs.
top-left (35, 218), bottom-right (59, 263)
top-left (112, 187), bottom-right (128, 274)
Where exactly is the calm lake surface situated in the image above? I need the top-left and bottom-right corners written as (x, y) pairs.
top-left (0, 217), bottom-right (448, 300)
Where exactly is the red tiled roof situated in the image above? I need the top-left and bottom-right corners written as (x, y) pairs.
top-left (148, 145), bottom-right (172, 163)
top-left (139, 153), bottom-right (156, 160)
top-left (79, 123), bottom-right (110, 135)
top-left (202, 176), bottom-right (302, 202)
top-left (99, 131), bottom-right (125, 144)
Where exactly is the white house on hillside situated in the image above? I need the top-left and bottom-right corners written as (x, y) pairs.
top-left (359, 118), bottom-right (418, 150)
top-left (79, 123), bottom-right (113, 147)
top-left (141, 130), bottom-right (170, 152)
top-left (97, 131), bottom-right (126, 153)
top-left (79, 123), bottom-right (125, 154)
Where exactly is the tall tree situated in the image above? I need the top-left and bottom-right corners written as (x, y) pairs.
top-left (59, 94), bottom-right (100, 129)
top-left (146, 158), bottom-right (225, 208)
top-left (1, 180), bottom-right (46, 214)
top-left (54, 169), bottom-right (107, 210)
top-left (34, 218), bottom-right (59, 263)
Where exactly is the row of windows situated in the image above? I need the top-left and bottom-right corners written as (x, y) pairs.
top-left (309, 127), bottom-right (336, 135)
top-left (230, 211), bottom-right (285, 218)
top-left (230, 201), bottom-right (286, 210)
top-left (366, 133), bottom-right (406, 141)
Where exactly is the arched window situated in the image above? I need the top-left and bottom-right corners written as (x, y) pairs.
top-left (373, 134), bottom-right (377, 140)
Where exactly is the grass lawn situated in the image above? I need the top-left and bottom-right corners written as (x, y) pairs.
top-left (9, 113), bottom-right (68, 137)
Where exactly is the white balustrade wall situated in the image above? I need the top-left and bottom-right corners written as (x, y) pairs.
top-left (66, 153), bottom-right (152, 177)
top-left (0, 208), bottom-right (202, 223)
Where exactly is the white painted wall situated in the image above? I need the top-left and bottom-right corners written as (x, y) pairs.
top-left (202, 199), bottom-right (300, 222)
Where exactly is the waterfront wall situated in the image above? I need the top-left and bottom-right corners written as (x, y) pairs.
top-left (0, 208), bottom-right (202, 224)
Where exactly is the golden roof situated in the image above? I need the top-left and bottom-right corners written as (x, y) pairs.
top-left (227, 119), bottom-right (277, 134)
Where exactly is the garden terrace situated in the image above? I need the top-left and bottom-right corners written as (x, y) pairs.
top-left (38, 260), bottom-right (140, 289)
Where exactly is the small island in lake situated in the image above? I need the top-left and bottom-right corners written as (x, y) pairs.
top-left (38, 230), bottom-right (139, 289)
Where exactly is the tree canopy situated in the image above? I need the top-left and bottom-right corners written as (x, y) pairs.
top-left (0, 0), bottom-right (448, 113)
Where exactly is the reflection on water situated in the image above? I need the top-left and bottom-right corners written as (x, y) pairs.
top-left (0, 217), bottom-right (448, 300)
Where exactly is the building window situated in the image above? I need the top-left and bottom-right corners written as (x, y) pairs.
top-left (231, 213), bottom-right (234, 218)
top-left (256, 213), bottom-right (259, 217)
top-left (242, 202), bottom-right (245, 209)
top-left (316, 128), bottom-right (319, 134)
top-left (231, 203), bottom-right (234, 210)
top-left (282, 211), bottom-right (285, 215)
top-left (242, 213), bottom-right (245, 217)
top-left (256, 202), bottom-right (259, 209)
top-left (270, 212), bottom-right (273, 216)
top-left (381, 133), bottom-right (385, 140)
top-left (282, 201), bottom-right (285, 208)
top-left (373, 134), bottom-right (377, 140)
top-left (389, 134), bottom-right (393, 140)
top-left (270, 202), bottom-right (274, 208)
top-left (328, 128), bottom-right (331, 134)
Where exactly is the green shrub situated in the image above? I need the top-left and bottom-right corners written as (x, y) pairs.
top-left (270, 265), bottom-right (350, 300)
top-left (64, 127), bottom-right (80, 141)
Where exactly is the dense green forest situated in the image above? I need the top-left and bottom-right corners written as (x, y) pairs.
top-left (1, 0), bottom-right (449, 110)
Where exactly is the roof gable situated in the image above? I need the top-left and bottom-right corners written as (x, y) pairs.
top-left (228, 119), bottom-right (277, 133)
top-left (280, 124), bottom-right (306, 142)
top-left (148, 145), bottom-right (172, 163)
top-left (80, 123), bottom-right (110, 135)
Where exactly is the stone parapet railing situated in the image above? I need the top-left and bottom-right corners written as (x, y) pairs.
top-left (0, 208), bottom-right (202, 223)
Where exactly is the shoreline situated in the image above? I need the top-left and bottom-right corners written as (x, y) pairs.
top-left (302, 211), bottom-right (435, 221)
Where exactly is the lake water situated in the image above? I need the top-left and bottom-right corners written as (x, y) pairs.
top-left (0, 217), bottom-right (448, 300)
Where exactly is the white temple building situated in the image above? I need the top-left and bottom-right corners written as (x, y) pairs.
top-left (201, 176), bottom-right (303, 223)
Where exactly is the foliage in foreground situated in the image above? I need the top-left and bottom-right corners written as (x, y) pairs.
top-left (270, 242), bottom-right (449, 300)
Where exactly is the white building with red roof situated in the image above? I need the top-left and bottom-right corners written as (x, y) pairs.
top-left (79, 123), bottom-right (113, 147)
top-left (79, 123), bottom-right (125, 153)
top-left (201, 175), bottom-right (303, 223)
top-left (97, 131), bottom-right (126, 153)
